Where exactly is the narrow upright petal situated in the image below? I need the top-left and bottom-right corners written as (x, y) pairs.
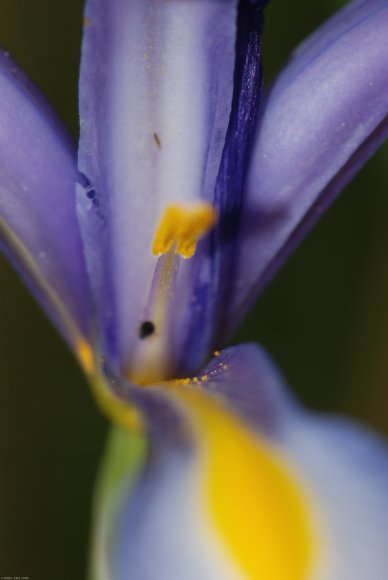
top-left (91, 345), bottom-right (388, 579)
top-left (182, 1), bottom-right (266, 374)
top-left (78, 0), bottom-right (266, 378)
top-left (230, 0), bottom-right (388, 327)
top-left (78, 0), bottom-right (238, 369)
top-left (0, 50), bottom-right (90, 344)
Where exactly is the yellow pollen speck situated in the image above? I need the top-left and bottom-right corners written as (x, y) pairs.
top-left (160, 372), bottom-right (212, 389)
top-left (83, 16), bottom-right (91, 25)
top-left (152, 202), bottom-right (217, 259)
top-left (170, 377), bottom-right (191, 386)
top-left (213, 350), bottom-right (220, 357)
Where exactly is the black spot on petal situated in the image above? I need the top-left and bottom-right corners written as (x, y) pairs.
top-left (139, 321), bottom-right (155, 339)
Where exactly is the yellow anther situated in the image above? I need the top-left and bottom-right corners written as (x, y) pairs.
top-left (152, 202), bottom-right (217, 259)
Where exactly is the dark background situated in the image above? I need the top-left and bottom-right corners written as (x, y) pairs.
top-left (0, 1), bottom-right (387, 578)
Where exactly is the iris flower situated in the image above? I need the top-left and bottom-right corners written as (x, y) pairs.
top-left (1, 0), bottom-right (388, 578)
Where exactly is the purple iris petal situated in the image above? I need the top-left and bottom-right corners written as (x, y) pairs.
top-left (180, 0), bottom-right (266, 375)
top-left (229, 0), bottom-right (388, 329)
top-left (0, 49), bottom-right (90, 343)
top-left (189, 344), bottom-right (291, 436)
top-left (78, 0), bottom-right (240, 370)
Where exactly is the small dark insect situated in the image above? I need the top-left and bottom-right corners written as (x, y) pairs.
top-left (139, 320), bottom-right (155, 339)
top-left (153, 132), bottom-right (161, 149)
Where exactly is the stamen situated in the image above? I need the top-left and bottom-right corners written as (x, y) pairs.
top-left (127, 202), bottom-right (216, 384)
top-left (152, 202), bottom-right (217, 259)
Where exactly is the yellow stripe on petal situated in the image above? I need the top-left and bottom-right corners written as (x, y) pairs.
top-left (172, 390), bottom-right (316, 580)
top-left (75, 338), bottom-right (144, 433)
top-left (76, 337), bottom-right (95, 375)
top-left (90, 374), bottom-right (144, 433)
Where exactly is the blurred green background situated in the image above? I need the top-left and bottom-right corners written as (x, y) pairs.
top-left (0, 0), bottom-right (386, 578)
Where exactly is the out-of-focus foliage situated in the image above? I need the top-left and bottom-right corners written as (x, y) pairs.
top-left (0, 0), bottom-right (386, 578)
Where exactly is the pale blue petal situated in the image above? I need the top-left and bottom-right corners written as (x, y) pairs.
top-left (285, 414), bottom-right (388, 578)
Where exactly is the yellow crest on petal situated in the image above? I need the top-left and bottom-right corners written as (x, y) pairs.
top-left (173, 390), bottom-right (317, 579)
